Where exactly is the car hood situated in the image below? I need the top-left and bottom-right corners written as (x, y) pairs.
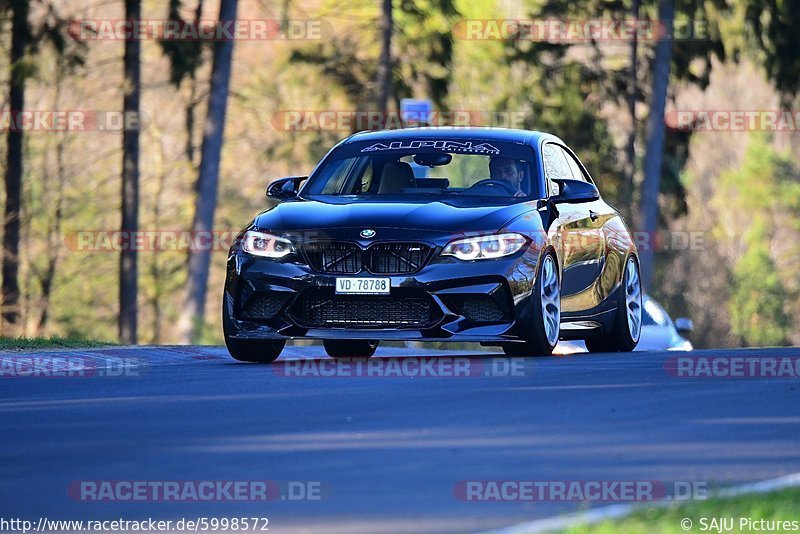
top-left (252, 197), bottom-right (539, 235)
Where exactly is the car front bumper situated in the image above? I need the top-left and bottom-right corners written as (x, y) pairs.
top-left (223, 245), bottom-right (542, 344)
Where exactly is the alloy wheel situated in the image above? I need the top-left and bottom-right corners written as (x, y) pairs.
top-left (540, 255), bottom-right (561, 346)
top-left (625, 257), bottom-right (642, 342)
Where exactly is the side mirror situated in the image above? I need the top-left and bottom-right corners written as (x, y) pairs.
top-left (267, 176), bottom-right (307, 199)
top-left (550, 179), bottom-right (600, 204)
top-left (674, 317), bottom-right (694, 334)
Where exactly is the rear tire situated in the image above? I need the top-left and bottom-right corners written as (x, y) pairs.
top-left (503, 252), bottom-right (560, 357)
top-left (225, 338), bottom-right (286, 363)
top-left (324, 339), bottom-right (379, 359)
top-left (585, 255), bottom-right (642, 353)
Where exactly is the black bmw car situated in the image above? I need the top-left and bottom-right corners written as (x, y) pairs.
top-left (223, 128), bottom-right (642, 362)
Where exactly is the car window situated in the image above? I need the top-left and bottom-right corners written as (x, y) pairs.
top-left (358, 160), bottom-right (374, 193)
top-left (304, 140), bottom-right (540, 199)
top-left (542, 143), bottom-right (571, 196)
top-left (399, 154), bottom-right (490, 189)
top-left (318, 158), bottom-right (358, 194)
top-left (561, 147), bottom-right (589, 183)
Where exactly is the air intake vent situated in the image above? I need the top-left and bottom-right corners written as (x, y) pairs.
top-left (241, 292), bottom-right (290, 320)
top-left (297, 295), bottom-right (435, 327)
top-left (461, 297), bottom-right (506, 322)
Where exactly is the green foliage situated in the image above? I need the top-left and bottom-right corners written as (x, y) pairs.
top-left (290, 0), bottom-right (459, 110)
top-left (745, 0), bottom-right (800, 102)
top-left (497, 0), bottom-right (731, 214)
top-left (394, 0), bottom-right (459, 108)
top-left (729, 221), bottom-right (789, 346)
top-left (0, 0), bottom-right (87, 82)
top-left (659, 128), bottom-right (691, 219)
top-left (716, 133), bottom-right (797, 211)
top-left (33, 3), bottom-right (87, 70)
top-left (671, 0), bottom-right (728, 88)
top-left (713, 133), bottom-right (799, 346)
top-left (159, 0), bottom-right (207, 87)
top-left (289, 33), bottom-right (378, 109)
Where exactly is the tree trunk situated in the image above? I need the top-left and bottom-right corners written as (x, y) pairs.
top-left (376, 0), bottom-right (392, 114)
top-left (119, 0), bottom-right (141, 344)
top-left (37, 92), bottom-right (66, 335)
top-left (178, 0), bottom-right (238, 343)
top-left (639, 0), bottom-right (675, 291)
top-left (622, 0), bottom-right (641, 220)
top-left (185, 0), bottom-right (204, 165)
top-left (2, 0), bottom-right (29, 333)
top-left (148, 126), bottom-right (168, 344)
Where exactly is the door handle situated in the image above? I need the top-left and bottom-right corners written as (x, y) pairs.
top-left (589, 210), bottom-right (599, 221)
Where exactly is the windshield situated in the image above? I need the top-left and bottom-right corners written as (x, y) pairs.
top-left (303, 139), bottom-right (540, 200)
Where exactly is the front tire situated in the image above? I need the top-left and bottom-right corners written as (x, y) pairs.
top-left (503, 252), bottom-right (560, 357)
top-left (225, 338), bottom-right (286, 363)
top-left (585, 255), bottom-right (642, 353)
top-left (222, 299), bottom-right (286, 363)
top-left (324, 339), bottom-right (379, 359)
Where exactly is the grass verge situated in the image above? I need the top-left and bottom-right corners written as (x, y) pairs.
top-left (564, 487), bottom-right (800, 533)
top-left (0, 336), bottom-right (114, 352)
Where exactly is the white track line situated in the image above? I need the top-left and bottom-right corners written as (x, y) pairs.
top-left (487, 472), bottom-right (800, 534)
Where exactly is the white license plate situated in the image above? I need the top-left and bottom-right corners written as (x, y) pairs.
top-left (335, 277), bottom-right (391, 295)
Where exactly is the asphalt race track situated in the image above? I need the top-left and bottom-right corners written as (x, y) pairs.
top-left (2, 345), bottom-right (799, 533)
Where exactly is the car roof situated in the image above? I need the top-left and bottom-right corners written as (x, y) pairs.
top-left (342, 127), bottom-right (559, 147)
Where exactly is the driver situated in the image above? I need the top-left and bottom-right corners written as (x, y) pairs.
top-left (489, 157), bottom-right (526, 197)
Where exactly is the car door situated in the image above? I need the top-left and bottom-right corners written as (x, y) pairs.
top-left (558, 144), bottom-right (609, 292)
top-left (542, 142), bottom-right (604, 307)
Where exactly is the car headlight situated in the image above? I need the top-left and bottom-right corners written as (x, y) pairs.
top-left (240, 230), bottom-right (294, 258)
top-left (441, 233), bottom-right (528, 260)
